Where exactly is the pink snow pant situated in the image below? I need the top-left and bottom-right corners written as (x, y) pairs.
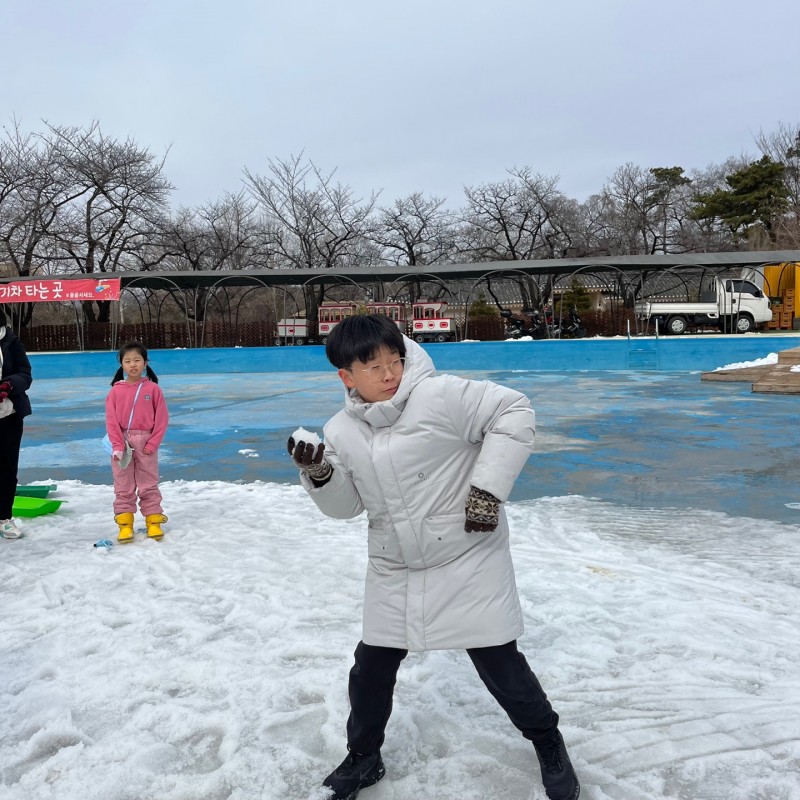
top-left (111, 429), bottom-right (163, 516)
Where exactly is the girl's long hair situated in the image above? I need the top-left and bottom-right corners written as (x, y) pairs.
top-left (110, 341), bottom-right (159, 386)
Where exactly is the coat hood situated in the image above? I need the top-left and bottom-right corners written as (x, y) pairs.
top-left (343, 336), bottom-right (436, 428)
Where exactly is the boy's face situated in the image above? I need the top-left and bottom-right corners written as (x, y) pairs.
top-left (338, 346), bottom-right (405, 404)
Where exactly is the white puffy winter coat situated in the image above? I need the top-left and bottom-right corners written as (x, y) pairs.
top-left (300, 337), bottom-right (536, 651)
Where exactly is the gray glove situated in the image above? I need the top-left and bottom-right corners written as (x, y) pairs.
top-left (287, 436), bottom-right (333, 485)
top-left (464, 486), bottom-right (500, 532)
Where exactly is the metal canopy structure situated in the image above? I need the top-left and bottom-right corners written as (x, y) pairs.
top-left (4, 250), bottom-right (800, 291)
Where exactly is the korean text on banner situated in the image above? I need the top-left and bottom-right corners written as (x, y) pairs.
top-left (0, 278), bottom-right (122, 303)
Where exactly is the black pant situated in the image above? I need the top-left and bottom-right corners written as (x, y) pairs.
top-left (0, 414), bottom-right (24, 519)
top-left (346, 639), bottom-right (559, 754)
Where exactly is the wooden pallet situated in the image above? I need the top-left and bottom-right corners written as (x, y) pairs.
top-left (701, 346), bottom-right (800, 394)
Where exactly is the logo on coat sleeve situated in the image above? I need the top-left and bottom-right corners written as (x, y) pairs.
top-left (144, 394), bottom-right (151, 400)
top-left (413, 471), bottom-right (430, 487)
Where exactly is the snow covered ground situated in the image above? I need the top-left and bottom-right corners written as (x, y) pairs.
top-left (2, 480), bottom-right (799, 800)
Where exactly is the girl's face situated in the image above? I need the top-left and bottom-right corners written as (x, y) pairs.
top-left (121, 351), bottom-right (146, 381)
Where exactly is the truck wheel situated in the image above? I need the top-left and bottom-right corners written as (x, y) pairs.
top-left (414, 334), bottom-right (426, 343)
top-left (434, 333), bottom-right (448, 342)
top-left (273, 337), bottom-right (284, 346)
top-left (666, 316), bottom-right (688, 335)
top-left (735, 314), bottom-right (755, 334)
top-left (293, 338), bottom-right (305, 346)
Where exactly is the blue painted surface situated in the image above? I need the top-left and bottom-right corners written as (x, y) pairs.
top-left (28, 333), bottom-right (800, 378)
top-left (19, 357), bottom-right (800, 524)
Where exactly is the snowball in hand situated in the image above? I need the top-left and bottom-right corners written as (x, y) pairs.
top-left (292, 427), bottom-right (322, 448)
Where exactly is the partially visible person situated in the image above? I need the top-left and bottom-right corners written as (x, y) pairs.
top-left (105, 342), bottom-right (169, 542)
top-left (0, 307), bottom-right (32, 540)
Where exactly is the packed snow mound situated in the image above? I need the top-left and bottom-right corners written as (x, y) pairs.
top-left (1, 480), bottom-right (798, 799)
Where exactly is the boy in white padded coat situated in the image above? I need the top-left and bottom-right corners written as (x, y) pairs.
top-left (288, 314), bottom-right (580, 800)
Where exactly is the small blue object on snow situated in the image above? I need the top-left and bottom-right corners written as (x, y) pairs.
top-left (93, 539), bottom-right (114, 549)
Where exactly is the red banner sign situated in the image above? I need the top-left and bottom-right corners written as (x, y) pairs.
top-left (0, 278), bottom-right (121, 303)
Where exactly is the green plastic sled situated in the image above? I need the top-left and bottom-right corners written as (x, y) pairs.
top-left (15, 484), bottom-right (58, 499)
top-left (12, 496), bottom-right (64, 518)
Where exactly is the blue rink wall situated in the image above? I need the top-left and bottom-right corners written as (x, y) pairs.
top-left (21, 332), bottom-right (800, 523)
top-left (28, 333), bottom-right (800, 377)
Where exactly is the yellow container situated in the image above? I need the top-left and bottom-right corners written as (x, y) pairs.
top-left (763, 262), bottom-right (800, 317)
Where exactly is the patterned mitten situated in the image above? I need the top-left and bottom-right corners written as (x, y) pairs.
top-left (287, 436), bottom-right (333, 485)
top-left (464, 486), bottom-right (500, 532)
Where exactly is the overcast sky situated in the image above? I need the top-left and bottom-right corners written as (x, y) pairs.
top-left (2, 0), bottom-right (798, 210)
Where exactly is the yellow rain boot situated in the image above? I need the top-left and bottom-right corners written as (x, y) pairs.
top-left (115, 512), bottom-right (135, 544)
top-left (145, 513), bottom-right (168, 540)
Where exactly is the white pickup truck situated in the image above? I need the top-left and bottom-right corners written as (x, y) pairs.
top-left (635, 277), bottom-right (772, 334)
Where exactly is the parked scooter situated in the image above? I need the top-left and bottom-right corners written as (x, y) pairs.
top-left (499, 309), bottom-right (548, 339)
top-left (553, 306), bottom-right (587, 339)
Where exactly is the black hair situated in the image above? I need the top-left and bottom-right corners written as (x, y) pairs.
top-left (110, 341), bottom-right (159, 385)
top-left (325, 314), bottom-right (406, 369)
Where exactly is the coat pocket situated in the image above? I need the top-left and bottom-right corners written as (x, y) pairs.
top-left (367, 521), bottom-right (405, 567)
top-left (420, 512), bottom-right (481, 567)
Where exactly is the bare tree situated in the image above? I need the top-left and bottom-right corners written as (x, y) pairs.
top-left (597, 164), bottom-right (661, 255)
top-left (158, 192), bottom-right (270, 321)
top-left (460, 168), bottom-right (567, 261)
top-left (459, 168), bottom-right (573, 308)
top-left (755, 122), bottom-right (800, 247)
top-left (0, 121), bottom-right (88, 325)
top-left (46, 122), bottom-right (173, 321)
top-left (244, 154), bottom-right (377, 317)
top-left (372, 193), bottom-right (456, 267)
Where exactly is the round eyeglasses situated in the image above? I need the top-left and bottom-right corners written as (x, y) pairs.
top-left (352, 357), bottom-right (406, 382)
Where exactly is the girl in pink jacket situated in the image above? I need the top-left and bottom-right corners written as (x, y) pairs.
top-left (105, 342), bottom-right (169, 543)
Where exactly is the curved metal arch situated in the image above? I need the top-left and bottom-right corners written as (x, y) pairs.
top-left (299, 273), bottom-right (369, 312)
top-left (198, 274), bottom-right (276, 346)
top-left (462, 268), bottom-right (533, 340)
top-left (635, 261), bottom-right (773, 336)
top-left (122, 287), bottom-right (147, 322)
top-left (200, 290), bottom-right (230, 345)
top-left (376, 273), bottom-right (458, 339)
top-left (117, 275), bottom-right (195, 350)
top-left (380, 273), bottom-right (455, 304)
top-left (231, 284), bottom-right (274, 328)
top-left (155, 289), bottom-right (177, 326)
top-left (461, 267), bottom-right (558, 339)
top-left (756, 259), bottom-right (795, 299)
top-left (300, 273), bottom-right (364, 292)
top-left (550, 264), bottom-right (636, 336)
top-left (634, 263), bottom-right (707, 336)
top-left (269, 284), bottom-right (306, 345)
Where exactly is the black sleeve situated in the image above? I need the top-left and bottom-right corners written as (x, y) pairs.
top-left (2, 337), bottom-right (33, 394)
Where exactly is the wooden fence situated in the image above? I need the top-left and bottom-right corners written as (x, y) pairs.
top-left (18, 311), bottom-right (636, 352)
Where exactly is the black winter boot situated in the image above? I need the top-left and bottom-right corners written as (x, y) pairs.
top-left (533, 730), bottom-right (580, 800)
top-left (322, 751), bottom-right (385, 800)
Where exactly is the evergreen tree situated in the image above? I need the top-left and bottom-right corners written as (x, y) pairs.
top-left (691, 156), bottom-right (788, 242)
top-left (468, 292), bottom-right (499, 317)
top-left (559, 279), bottom-right (592, 314)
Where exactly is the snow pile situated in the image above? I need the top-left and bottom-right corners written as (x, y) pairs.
top-left (712, 353), bottom-right (778, 371)
top-left (2, 481), bottom-right (799, 799)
